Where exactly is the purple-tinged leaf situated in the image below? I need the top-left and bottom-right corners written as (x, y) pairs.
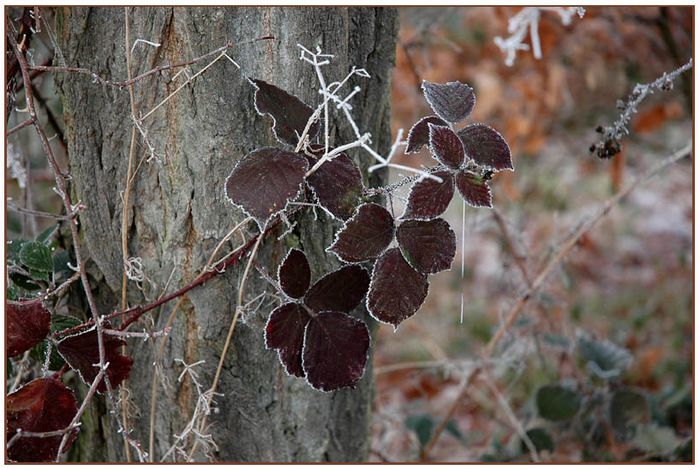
top-left (250, 78), bottom-right (319, 146)
top-left (428, 124), bottom-right (465, 169)
top-left (278, 248), bottom-right (311, 299)
top-left (56, 324), bottom-right (133, 393)
top-left (421, 80), bottom-right (476, 124)
top-left (456, 170), bottom-right (493, 208)
top-left (367, 248), bottom-right (429, 329)
top-left (302, 311), bottom-right (370, 392)
top-left (7, 378), bottom-right (79, 462)
top-left (457, 123), bottom-right (513, 171)
top-left (225, 147), bottom-right (309, 229)
top-left (402, 171), bottom-right (455, 220)
top-left (7, 299), bottom-right (51, 357)
top-left (329, 203), bottom-right (395, 263)
top-left (396, 218), bottom-right (456, 274)
top-left (264, 302), bottom-right (310, 377)
top-left (306, 152), bottom-right (364, 220)
top-left (405, 116), bottom-right (448, 154)
top-left (304, 265), bottom-right (370, 314)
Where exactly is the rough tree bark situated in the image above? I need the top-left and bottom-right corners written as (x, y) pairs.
top-left (55, 7), bottom-right (397, 462)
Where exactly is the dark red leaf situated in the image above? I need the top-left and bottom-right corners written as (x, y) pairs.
top-left (457, 124), bottom-right (513, 171)
top-left (302, 311), bottom-right (370, 391)
top-left (456, 170), bottom-right (493, 208)
top-left (225, 147), bottom-right (309, 228)
top-left (278, 248), bottom-right (311, 299)
top-left (421, 80), bottom-right (476, 124)
top-left (402, 171), bottom-right (455, 220)
top-left (367, 248), bottom-right (429, 328)
top-left (7, 378), bottom-right (78, 462)
top-left (250, 78), bottom-right (319, 146)
top-left (429, 124), bottom-right (465, 169)
top-left (396, 218), bottom-right (456, 274)
top-left (405, 116), bottom-right (448, 154)
top-left (306, 152), bottom-right (364, 220)
top-left (57, 324), bottom-right (133, 393)
top-left (329, 203), bottom-right (395, 263)
top-left (304, 265), bottom-right (370, 314)
top-left (7, 299), bottom-right (51, 357)
top-left (264, 302), bottom-right (311, 377)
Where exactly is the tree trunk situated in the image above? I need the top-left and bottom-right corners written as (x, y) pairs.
top-left (55, 7), bottom-right (397, 462)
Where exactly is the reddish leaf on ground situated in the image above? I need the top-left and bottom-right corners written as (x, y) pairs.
top-left (265, 302), bottom-right (311, 377)
top-left (250, 78), bottom-right (319, 146)
top-left (306, 152), bottom-right (364, 220)
top-left (456, 170), bottom-right (493, 208)
top-left (302, 311), bottom-right (370, 392)
top-left (405, 116), bottom-right (448, 154)
top-left (329, 203), bottom-right (395, 263)
top-left (429, 124), bottom-right (466, 169)
top-left (457, 123), bottom-right (513, 171)
top-left (57, 325), bottom-right (133, 393)
top-left (367, 248), bottom-right (429, 329)
top-left (7, 299), bottom-right (51, 357)
top-left (278, 248), bottom-right (311, 299)
top-left (225, 147), bottom-right (309, 228)
top-left (402, 171), bottom-right (455, 220)
top-left (396, 218), bottom-right (456, 274)
top-left (421, 80), bottom-right (476, 124)
top-left (7, 378), bottom-right (78, 462)
top-left (304, 265), bottom-right (370, 314)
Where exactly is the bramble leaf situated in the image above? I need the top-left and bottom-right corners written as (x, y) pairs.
top-left (225, 147), bottom-right (309, 229)
top-left (421, 80), bottom-right (476, 124)
top-left (405, 116), bottom-right (448, 154)
top-left (455, 170), bottom-right (493, 208)
top-left (610, 388), bottom-right (649, 440)
top-left (278, 248), bottom-right (311, 299)
top-left (304, 265), bottom-right (370, 314)
top-left (7, 299), bottom-right (51, 357)
top-left (302, 311), bottom-right (370, 392)
top-left (457, 124), bottom-right (513, 171)
top-left (329, 203), bottom-right (395, 263)
top-left (367, 248), bottom-right (429, 328)
top-left (265, 302), bottom-right (310, 377)
top-left (250, 78), bottom-right (319, 146)
top-left (536, 384), bottom-right (581, 422)
top-left (396, 218), bottom-right (456, 274)
top-left (19, 241), bottom-right (53, 273)
top-left (7, 378), bottom-right (79, 462)
top-left (306, 152), bottom-right (364, 220)
top-left (402, 171), bottom-right (455, 220)
top-left (429, 124), bottom-right (465, 169)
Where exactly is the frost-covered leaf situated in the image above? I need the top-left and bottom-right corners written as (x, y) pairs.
top-left (306, 152), bottom-right (363, 220)
top-left (32, 315), bottom-right (84, 371)
top-left (428, 124), bottom-right (465, 169)
top-left (225, 147), bottom-right (309, 229)
top-left (402, 171), bottom-right (455, 220)
top-left (631, 424), bottom-right (682, 455)
top-left (610, 388), bottom-right (649, 440)
top-left (302, 311), bottom-right (370, 392)
top-left (329, 203), bottom-right (395, 263)
top-left (278, 248), bottom-right (311, 299)
top-left (396, 218), bottom-right (456, 274)
top-left (576, 329), bottom-right (632, 380)
top-left (457, 124), bottom-right (513, 171)
top-left (367, 248), bottom-right (429, 328)
top-left (421, 80), bottom-right (476, 124)
top-left (455, 170), bottom-right (493, 208)
top-left (7, 299), bottom-right (51, 357)
top-left (250, 78), bottom-right (319, 146)
top-left (19, 241), bottom-right (53, 273)
top-left (57, 324), bottom-right (133, 393)
top-left (35, 224), bottom-right (59, 246)
top-left (536, 384), bottom-right (581, 422)
top-left (264, 302), bottom-right (310, 377)
top-left (7, 378), bottom-right (78, 462)
top-left (405, 116), bottom-right (448, 154)
top-left (304, 265), bottom-right (370, 313)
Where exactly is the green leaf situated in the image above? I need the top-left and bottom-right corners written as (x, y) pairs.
top-left (577, 329), bottom-right (632, 380)
top-left (536, 384), bottom-right (581, 421)
top-left (35, 224), bottom-right (59, 245)
top-left (7, 239), bottom-right (26, 265)
top-left (405, 414), bottom-right (434, 449)
top-left (31, 315), bottom-right (84, 371)
top-left (19, 241), bottom-right (54, 273)
top-left (610, 388), bottom-right (649, 439)
top-left (521, 428), bottom-right (554, 454)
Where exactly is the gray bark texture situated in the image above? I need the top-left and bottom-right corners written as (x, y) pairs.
top-left (55, 7), bottom-right (397, 462)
